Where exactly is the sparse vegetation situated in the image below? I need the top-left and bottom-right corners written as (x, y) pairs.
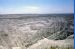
top-left (44, 46), bottom-right (74, 49)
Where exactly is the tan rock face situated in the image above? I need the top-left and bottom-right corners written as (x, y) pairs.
top-left (12, 47), bottom-right (21, 49)
top-left (27, 38), bottom-right (74, 49)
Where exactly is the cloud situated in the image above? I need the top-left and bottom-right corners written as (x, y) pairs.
top-left (0, 5), bottom-right (74, 14)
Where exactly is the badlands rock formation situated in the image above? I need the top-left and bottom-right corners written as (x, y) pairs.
top-left (0, 14), bottom-right (74, 49)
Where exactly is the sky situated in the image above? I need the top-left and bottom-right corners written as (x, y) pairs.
top-left (0, 0), bottom-right (74, 14)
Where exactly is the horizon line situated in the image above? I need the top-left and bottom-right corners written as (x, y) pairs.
top-left (0, 13), bottom-right (74, 15)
